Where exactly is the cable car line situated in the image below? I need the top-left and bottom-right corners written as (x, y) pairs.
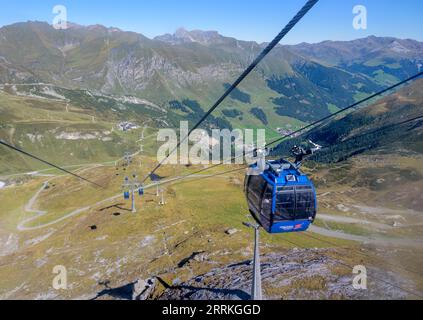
top-left (145, 113), bottom-right (423, 237)
top-left (141, 0), bottom-right (320, 184)
top-left (263, 114), bottom-right (423, 165)
top-left (313, 114), bottom-right (423, 154)
top-left (271, 114), bottom-right (423, 161)
top-left (223, 70), bottom-right (423, 165)
top-left (154, 71), bottom-right (423, 186)
top-left (241, 71), bottom-right (423, 163)
top-left (147, 113), bottom-right (423, 195)
top-left (160, 166), bottom-right (248, 188)
top-left (140, 112), bottom-right (423, 201)
top-left (150, 72), bottom-right (423, 191)
top-left (0, 140), bottom-right (103, 188)
top-left (264, 71), bottom-right (423, 150)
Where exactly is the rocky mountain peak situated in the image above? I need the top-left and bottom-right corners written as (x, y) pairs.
top-left (156, 28), bottom-right (222, 45)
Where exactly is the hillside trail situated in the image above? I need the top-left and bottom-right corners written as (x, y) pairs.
top-left (17, 173), bottom-right (218, 231)
top-left (12, 121), bottom-right (153, 231)
top-left (309, 225), bottom-right (423, 247)
top-left (17, 169), bottom-right (423, 249)
top-left (317, 213), bottom-right (393, 230)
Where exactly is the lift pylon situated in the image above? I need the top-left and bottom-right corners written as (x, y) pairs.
top-left (243, 222), bottom-right (263, 300)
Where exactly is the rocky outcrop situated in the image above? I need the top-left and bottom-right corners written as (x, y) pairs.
top-left (132, 278), bottom-right (158, 300)
top-left (159, 249), bottom-right (414, 300)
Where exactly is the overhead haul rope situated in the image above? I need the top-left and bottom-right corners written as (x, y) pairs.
top-left (154, 114), bottom-right (423, 189)
top-left (314, 114), bottom-right (423, 151)
top-left (0, 140), bottom-right (103, 188)
top-left (265, 113), bottom-right (423, 161)
top-left (141, 0), bottom-right (320, 184)
top-left (156, 72), bottom-right (423, 184)
top-left (264, 71), bottom-right (423, 149)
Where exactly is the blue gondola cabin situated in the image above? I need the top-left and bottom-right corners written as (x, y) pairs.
top-left (245, 159), bottom-right (317, 234)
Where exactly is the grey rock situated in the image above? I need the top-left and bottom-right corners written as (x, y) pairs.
top-left (132, 278), bottom-right (157, 300)
top-left (160, 249), bottom-right (414, 300)
top-left (225, 228), bottom-right (239, 235)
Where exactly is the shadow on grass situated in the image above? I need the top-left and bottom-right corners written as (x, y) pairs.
top-left (99, 203), bottom-right (132, 213)
top-left (92, 280), bottom-right (137, 300)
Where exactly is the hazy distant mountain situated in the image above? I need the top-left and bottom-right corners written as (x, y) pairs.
top-left (0, 21), bottom-right (422, 127)
top-left (155, 28), bottom-right (226, 46)
top-left (289, 36), bottom-right (423, 65)
top-left (289, 36), bottom-right (423, 85)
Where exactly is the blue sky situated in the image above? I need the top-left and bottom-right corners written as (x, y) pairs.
top-left (0, 0), bottom-right (422, 44)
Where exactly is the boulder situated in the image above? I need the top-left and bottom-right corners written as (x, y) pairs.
top-left (225, 228), bottom-right (238, 235)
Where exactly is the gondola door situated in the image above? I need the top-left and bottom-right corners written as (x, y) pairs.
top-left (246, 174), bottom-right (268, 229)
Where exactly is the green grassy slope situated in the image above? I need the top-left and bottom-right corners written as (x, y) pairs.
top-left (0, 89), bottom-right (161, 175)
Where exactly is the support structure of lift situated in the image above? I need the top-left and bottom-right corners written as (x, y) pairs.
top-left (159, 188), bottom-right (166, 206)
top-left (123, 174), bottom-right (141, 213)
top-left (124, 152), bottom-right (132, 167)
top-left (243, 222), bottom-right (263, 301)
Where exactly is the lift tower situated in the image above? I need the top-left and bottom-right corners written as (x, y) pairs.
top-left (123, 174), bottom-right (141, 213)
top-left (243, 222), bottom-right (263, 300)
top-left (124, 152), bottom-right (132, 167)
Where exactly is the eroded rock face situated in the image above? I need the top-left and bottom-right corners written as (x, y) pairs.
top-left (159, 249), bottom-right (413, 300)
top-left (101, 52), bottom-right (238, 93)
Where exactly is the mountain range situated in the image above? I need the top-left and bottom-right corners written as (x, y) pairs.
top-left (0, 21), bottom-right (422, 130)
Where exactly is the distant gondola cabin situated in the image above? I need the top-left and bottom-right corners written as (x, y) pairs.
top-left (245, 159), bottom-right (317, 234)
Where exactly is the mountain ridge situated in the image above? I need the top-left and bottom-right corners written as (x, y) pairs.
top-left (1, 21), bottom-right (422, 129)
